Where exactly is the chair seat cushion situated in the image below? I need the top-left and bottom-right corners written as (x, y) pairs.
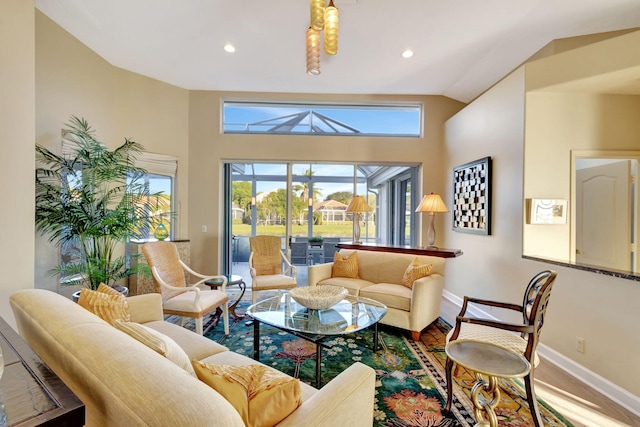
top-left (253, 274), bottom-right (296, 290)
top-left (447, 322), bottom-right (540, 366)
top-left (164, 289), bottom-right (228, 313)
top-left (360, 283), bottom-right (411, 311)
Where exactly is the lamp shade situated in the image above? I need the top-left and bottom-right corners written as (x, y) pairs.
top-left (346, 196), bottom-right (372, 213)
top-left (323, 0), bottom-right (339, 55)
top-left (415, 193), bottom-right (448, 213)
top-left (306, 27), bottom-right (321, 75)
top-left (310, 0), bottom-right (325, 31)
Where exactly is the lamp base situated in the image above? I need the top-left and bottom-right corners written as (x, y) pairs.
top-left (424, 245), bottom-right (439, 250)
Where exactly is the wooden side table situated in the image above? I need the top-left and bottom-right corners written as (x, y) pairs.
top-left (445, 340), bottom-right (530, 427)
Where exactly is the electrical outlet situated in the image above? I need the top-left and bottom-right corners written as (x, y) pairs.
top-left (201, 225), bottom-right (207, 232)
top-left (576, 337), bottom-right (585, 353)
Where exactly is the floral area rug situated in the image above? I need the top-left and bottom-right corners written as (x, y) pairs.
top-left (191, 308), bottom-right (574, 427)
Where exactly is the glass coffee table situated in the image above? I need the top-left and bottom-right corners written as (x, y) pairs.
top-left (247, 293), bottom-right (387, 387)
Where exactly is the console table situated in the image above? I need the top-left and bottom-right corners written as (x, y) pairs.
top-left (0, 316), bottom-right (84, 426)
top-left (336, 242), bottom-right (462, 258)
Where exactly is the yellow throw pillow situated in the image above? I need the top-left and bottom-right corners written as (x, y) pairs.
top-left (78, 284), bottom-right (130, 325)
top-left (331, 251), bottom-right (360, 279)
top-left (401, 258), bottom-right (433, 289)
top-left (115, 321), bottom-right (196, 377)
top-left (192, 361), bottom-right (302, 427)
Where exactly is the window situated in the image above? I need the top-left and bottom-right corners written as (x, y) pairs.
top-left (223, 101), bottom-right (422, 137)
top-left (133, 152), bottom-right (178, 240)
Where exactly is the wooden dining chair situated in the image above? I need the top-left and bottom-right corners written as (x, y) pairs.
top-left (445, 270), bottom-right (557, 427)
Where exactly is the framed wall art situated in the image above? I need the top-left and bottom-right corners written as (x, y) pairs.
top-left (452, 156), bottom-right (492, 235)
top-left (528, 199), bottom-right (567, 224)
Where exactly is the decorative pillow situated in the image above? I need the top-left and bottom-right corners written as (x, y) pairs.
top-left (115, 321), bottom-right (196, 377)
top-left (78, 284), bottom-right (130, 325)
top-left (331, 251), bottom-right (360, 279)
top-left (400, 257), bottom-right (433, 289)
top-left (192, 361), bottom-right (302, 427)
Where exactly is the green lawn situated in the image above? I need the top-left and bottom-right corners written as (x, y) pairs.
top-left (232, 222), bottom-right (375, 238)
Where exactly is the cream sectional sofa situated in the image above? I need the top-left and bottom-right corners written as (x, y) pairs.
top-left (308, 249), bottom-right (445, 341)
top-left (10, 289), bottom-right (375, 427)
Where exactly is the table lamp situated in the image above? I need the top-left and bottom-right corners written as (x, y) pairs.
top-left (416, 193), bottom-right (449, 248)
top-left (345, 195), bottom-right (372, 244)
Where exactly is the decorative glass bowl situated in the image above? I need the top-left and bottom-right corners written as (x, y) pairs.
top-left (289, 285), bottom-right (348, 310)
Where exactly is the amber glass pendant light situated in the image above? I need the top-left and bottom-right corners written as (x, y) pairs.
top-left (323, 0), bottom-right (339, 55)
top-left (310, 0), bottom-right (325, 31)
top-left (306, 27), bottom-right (321, 75)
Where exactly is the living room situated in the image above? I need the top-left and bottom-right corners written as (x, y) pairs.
top-left (3, 1), bottom-right (640, 425)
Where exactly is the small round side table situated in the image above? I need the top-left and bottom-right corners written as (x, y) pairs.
top-left (445, 340), bottom-right (531, 427)
top-left (204, 274), bottom-right (246, 319)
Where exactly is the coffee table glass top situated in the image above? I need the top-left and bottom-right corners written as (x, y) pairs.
top-left (247, 293), bottom-right (387, 336)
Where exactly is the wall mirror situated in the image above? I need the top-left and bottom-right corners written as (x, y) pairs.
top-left (523, 150), bottom-right (640, 278)
top-left (570, 151), bottom-right (638, 274)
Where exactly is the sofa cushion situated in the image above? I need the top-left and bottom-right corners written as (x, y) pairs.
top-left (318, 277), bottom-right (374, 296)
top-left (360, 283), bottom-right (412, 312)
top-left (400, 257), bottom-right (433, 289)
top-left (78, 284), bottom-right (130, 325)
top-left (142, 320), bottom-right (229, 361)
top-left (332, 251), bottom-right (360, 278)
top-left (193, 361), bottom-right (302, 427)
top-left (115, 321), bottom-right (196, 377)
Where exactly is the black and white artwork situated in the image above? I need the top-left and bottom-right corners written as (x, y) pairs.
top-left (452, 157), bottom-right (492, 235)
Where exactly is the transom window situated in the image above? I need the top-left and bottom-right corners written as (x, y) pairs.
top-left (222, 101), bottom-right (422, 137)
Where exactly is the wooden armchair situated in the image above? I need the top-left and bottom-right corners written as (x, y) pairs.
top-left (445, 270), bottom-right (557, 427)
top-left (249, 235), bottom-right (297, 304)
top-left (141, 241), bottom-right (229, 335)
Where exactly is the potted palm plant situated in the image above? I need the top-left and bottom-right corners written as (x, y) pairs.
top-left (35, 116), bottom-right (166, 292)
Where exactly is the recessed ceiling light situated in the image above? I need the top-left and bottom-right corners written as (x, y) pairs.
top-left (224, 44), bottom-right (236, 53)
top-left (402, 49), bottom-right (414, 58)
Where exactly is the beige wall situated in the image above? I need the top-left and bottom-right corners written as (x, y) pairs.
top-left (0, 0), bottom-right (36, 322)
top-left (187, 91), bottom-right (464, 273)
top-left (444, 33), bottom-right (640, 398)
top-left (34, 11), bottom-right (190, 294)
top-left (523, 92), bottom-right (640, 260)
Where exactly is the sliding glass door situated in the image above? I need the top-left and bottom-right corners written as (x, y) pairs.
top-left (223, 162), bottom-right (419, 277)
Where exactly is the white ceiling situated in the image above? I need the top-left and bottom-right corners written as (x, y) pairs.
top-left (35, 0), bottom-right (640, 103)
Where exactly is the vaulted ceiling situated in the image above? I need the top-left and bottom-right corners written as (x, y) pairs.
top-left (36, 0), bottom-right (640, 103)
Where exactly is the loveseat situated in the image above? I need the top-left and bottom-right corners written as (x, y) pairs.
top-left (308, 249), bottom-right (445, 341)
top-left (9, 289), bottom-right (375, 427)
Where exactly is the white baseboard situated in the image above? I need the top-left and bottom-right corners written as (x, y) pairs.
top-left (442, 290), bottom-right (640, 417)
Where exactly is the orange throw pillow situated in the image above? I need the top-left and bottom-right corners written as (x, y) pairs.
top-left (78, 283), bottom-right (130, 325)
top-left (400, 258), bottom-right (433, 289)
top-left (192, 362), bottom-right (302, 427)
top-left (331, 251), bottom-right (360, 279)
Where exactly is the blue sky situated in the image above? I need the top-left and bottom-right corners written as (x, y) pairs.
top-left (223, 103), bottom-right (421, 136)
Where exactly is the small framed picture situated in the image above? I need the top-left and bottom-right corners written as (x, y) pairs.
top-left (529, 199), bottom-right (568, 224)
